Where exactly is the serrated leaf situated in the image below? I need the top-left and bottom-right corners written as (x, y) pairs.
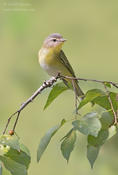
top-left (0, 135), bottom-right (20, 152)
top-left (78, 89), bottom-right (105, 109)
top-left (72, 112), bottom-right (101, 137)
top-left (87, 144), bottom-right (100, 168)
top-left (0, 162), bottom-right (2, 175)
top-left (37, 119), bottom-right (66, 162)
top-left (88, 129), bottom-right (108, 147)
top-left (44, 82), bottom-right (68, 110)
top-left (61, 129), bottom-right (76, 162)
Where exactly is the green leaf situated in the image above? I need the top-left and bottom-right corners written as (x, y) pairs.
top-left (20, 143), bottom-right (30, 157)
top-left (87, 144), bottom-right (100, 168)
top-left (87, 122), bottom-right (117, 168)
top-left (94, 92), bottom-right (118, 112)
top-left (0, 156), bottom-right (27, 175)
top-left (107, 126), bottom-right (117, 140)
top-left (37, 119), bottom-right (66, 162)
top-left (37, 126), bottom-right (59, 162)
top-left (78, 89), bottom-right (105, 109)
top-left (72, 112), bottom-right (101, 137)
top-left (20, 144), bottom-right (30, 158)
top-left (87, 129), bottom-right (108, 168)
top-left (100, 112), bottom-right (114, 129)
top-left (0, 162), bottom-right (2, 175)
top-left (88, 129), bottom-right (108, 147)
top-left (0, 135), bottom-right (20, 152)
top-left (61, 129), bottom-right (76, 162)
top-left (86, 109), bottom-right (117, 168)
top-left (0, 143), bottom-right (30, 175)
top-left (5, 145), bottom-right (31, 169)
top-left (44, 82), bottom-right (68, 110)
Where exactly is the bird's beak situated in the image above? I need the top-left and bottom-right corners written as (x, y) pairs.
top-left (60, 38), bottom-right (67, 42)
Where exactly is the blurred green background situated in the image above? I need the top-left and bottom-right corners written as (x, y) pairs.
top-left (0, 0), bottom-right (118, 174)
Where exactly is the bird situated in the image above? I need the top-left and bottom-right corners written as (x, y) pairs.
top-left (38, 33), bottom-right (84, 98)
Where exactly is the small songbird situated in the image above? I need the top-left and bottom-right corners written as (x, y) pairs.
top-left (38, 33), bottom-right (84, 98)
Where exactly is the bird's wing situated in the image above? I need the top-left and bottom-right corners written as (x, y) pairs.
top-left (59, 50), bottom-right (76, 77)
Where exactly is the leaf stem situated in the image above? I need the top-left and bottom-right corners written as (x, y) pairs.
top-left (104, 84), bottom-right (118, 125)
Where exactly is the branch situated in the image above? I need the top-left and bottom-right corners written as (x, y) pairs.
top-left (63, 75), bottom-right (118, 124)
top-left (61, 76), bottom-right (118, 88)
top-left (3, 74), bottom-right (118, 134)
top-left (3, 74), bottom-right (60, 134)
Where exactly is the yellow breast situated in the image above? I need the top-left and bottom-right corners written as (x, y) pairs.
top-left (38, 48), bottom-right (60, 76)
top-left (39, 48), bottom-right (55, 65)
top-left (38, 47), bottom-right (72, 77)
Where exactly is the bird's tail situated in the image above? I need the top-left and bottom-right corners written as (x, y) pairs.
top-left (72, 79), bottom-right (84, 99)
top-left (63, 78), bottom-right (84, 99)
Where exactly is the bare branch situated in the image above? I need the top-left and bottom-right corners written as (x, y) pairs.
top-left (61, 76), bottom-right (118, 88)
top-left (3, 74), bottom-right (60, 134)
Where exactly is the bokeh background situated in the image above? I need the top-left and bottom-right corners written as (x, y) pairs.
top-left (0, 0), bottom-right (118, 174)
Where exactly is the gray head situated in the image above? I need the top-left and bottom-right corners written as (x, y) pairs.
top-left (43, 33), bottom-right (66, 49)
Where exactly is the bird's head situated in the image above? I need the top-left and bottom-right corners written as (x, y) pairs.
top-left (43, 33), bottom-right (66, 52)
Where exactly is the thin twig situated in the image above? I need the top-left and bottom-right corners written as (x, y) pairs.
top-left (3, 74), bottom-right (60, 134)
top-left (3, 111), bottom-right (18, 134)
top-left (3, 74), bottom-right (118, 134)
top-left (104, 84), bottom-right (118, 125)
top-left (61, 76), bottom-right (118, 89)
top-left (13, 111), bottom-right (20, 132)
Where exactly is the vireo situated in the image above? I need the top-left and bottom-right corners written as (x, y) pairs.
top-left (38, 33), bottom-right (84, 98)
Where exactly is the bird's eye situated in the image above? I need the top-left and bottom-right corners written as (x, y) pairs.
top-left (53, 39), bottom-right (56, 42)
